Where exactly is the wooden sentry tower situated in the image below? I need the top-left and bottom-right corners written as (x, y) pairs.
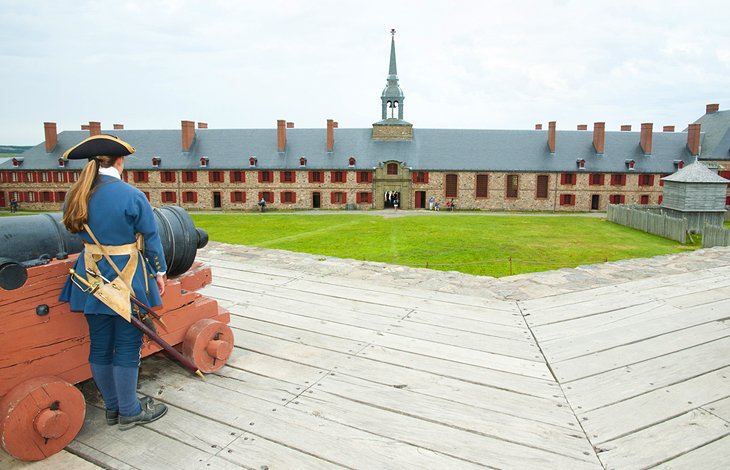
top-left (661, 160), bottom-right (730, 232)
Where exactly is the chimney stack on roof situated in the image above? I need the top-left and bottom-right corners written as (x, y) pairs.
top-left (640, 123), bottom-right (653, 155)
top-left (687, 123), bottom-right (701, 156)
top-left (89, 121), bottom-right (101, 136)
top-left (593, 122), bottom-right (605, 154)
top-left (327, 119), bottom-right (335, 152)
top-left (535, 123), bottom-right (542, 130)
top-left (663, 125), bottom-right (675, 132)
top-left (706, 103), bottom-right (719, 114)
top-left (577, 124), bottom-right (588, 131)
top-left (44, 122), bottom-right (57, 153)
top-left (277, 119), bottom-right (286, 152)
top-left (113, 124), bottom-right (124, 130)
top-left (81, 124), bottom-right (90, 130)
top-left (181, 120), bottom-right (195, 152)
top-left (333, 122), bottom-right (339, 128)
top-left (548, 121), bottom-right (556, 153)
top-left (620, 125), bottom-right (632, 131)
top-left (197, 122), bottom-right (208, 129)
top-left (286, 122), bottom-right (295, 129)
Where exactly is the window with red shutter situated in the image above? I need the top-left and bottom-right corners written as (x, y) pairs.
top-left (476, 174), bottom-right (488, 198)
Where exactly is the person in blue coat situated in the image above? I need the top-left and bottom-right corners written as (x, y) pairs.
top-left (59, 134), bottom-right (168, 430)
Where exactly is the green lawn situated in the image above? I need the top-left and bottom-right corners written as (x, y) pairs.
top-left (190, 213), bottom-right (698, 277)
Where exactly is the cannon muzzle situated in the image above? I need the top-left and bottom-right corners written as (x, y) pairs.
top-left (0, 206), bottom-right (208, 290)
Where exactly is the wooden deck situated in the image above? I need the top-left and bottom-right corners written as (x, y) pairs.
top-left (3, 244), bottom-right (730, 469)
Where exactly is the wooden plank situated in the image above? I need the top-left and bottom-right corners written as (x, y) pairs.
top-left (550, 322), bottom-right (730, 383)
top-left (595, 409), bottom-right (730, 470)
top-left (136, 366), bottom-right (488, 469)
top-left (71, 406), bottom-right (242, 470)
top-left (703, 396), bottom-right (730, 422)
top-left (305, 372), bottom-right (596, 462)
top-left (562, 336), bottom-right (730, 412)
top-left (289, 384), bottom-right (600, 469)
top-left (231, 329), bottom-right (576, 427)
top-left (230, 304), bottom-right (550, 379)
top-left (535, 299), bottom-right (730, 363)
top-left (519, 268), bottom-right (730, 325)
top-left (0, 449), bottom-right (103, 470)
top-left (230, 314), bottom-right (560, 400)
top-left (580, 366), bottom-right (730, 444)
top-left (657, 434), bottom-right (730, 469)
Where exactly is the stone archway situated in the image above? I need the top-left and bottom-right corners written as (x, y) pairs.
top-left (372, 161), bottom-right (412, 209)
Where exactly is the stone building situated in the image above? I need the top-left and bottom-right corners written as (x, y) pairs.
top-left (2, 33), bottom-right (730, 212)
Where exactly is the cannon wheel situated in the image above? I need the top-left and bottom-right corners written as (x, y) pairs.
top-left (0, 376), bottom-right (85, 461)
top-left (182, 319), bottom-right (234, 373)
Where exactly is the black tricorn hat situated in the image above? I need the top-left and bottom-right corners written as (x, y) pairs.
top-left (63, 134), bottom-right (136, 160)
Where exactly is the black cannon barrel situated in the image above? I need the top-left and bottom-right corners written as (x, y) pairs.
top-left (0, 206), bottom-right (208, 289)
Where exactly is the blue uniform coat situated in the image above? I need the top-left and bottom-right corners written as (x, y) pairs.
top-left (60, 175), bottom-right (167, 315)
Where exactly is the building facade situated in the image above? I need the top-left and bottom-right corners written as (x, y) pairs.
top-left (2, 33), bottom-right (730, 212)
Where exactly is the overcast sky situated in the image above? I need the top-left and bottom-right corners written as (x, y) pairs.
top-left (2, 0), bottom-right (729, 145)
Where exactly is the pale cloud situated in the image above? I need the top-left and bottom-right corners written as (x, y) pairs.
top-left (1, 0), bottom-right (728, 144)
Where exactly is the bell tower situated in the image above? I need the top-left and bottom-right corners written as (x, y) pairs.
top-left (372, 29), bottom-right (413, 140)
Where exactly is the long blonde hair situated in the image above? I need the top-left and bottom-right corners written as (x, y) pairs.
top-left (62, 156), bottom-right (120, 233)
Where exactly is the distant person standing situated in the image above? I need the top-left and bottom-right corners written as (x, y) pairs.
top-left (10, 198), bottom-right (18, 213)
top-left (429, 195), bottom-right (435, 211)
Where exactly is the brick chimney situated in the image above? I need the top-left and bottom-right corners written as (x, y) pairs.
top-left (326, 119), bottom-right (335, 152)
top-left (620, 125), bottom-right (632, 132)
top-left (89, 121), bottom-right (101, 136)
top-left (286, 122), bottom-right (294, 129)
top-left (197, 122), bottom-right (208, 129)
top-left (333, 122), bottom-right (339, 128)
top-left (548, 121), bottom-right (556, 153)
top-left (535, 123), bottom-right (542, 130)
top-left (706, 103), bottom-right (719, 114)
top-left (277, 120), bottom-right (287, 152)
top-left (113, 123), bottom-right (124, 130)
top-left (44, 122), bottom-right (57, 153)
top-left (593, 122), bottom-right (605, 154)
top-left (663, 125), bottom-right (675, 132)
top-left (577, 124), bottom-right (587, 131)
top-left (81, 124), bottom-right (90, 130)
top-left (687, 123), bottom-right (701, 156)
top-left (181, 120), bottom-right (195, 152)
top-left (640, 123), bottom-right (653, 155)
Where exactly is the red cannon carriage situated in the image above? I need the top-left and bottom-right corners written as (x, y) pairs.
top-left (0, 208), bottom-right (233, 461)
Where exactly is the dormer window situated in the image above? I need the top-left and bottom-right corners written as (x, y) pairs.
top-left (349, 157), bottom-right (356, 167)
top-left (249, 157), bottom-right (257, 167)
top-left (12, 158), bottom-right (22, 167)
top-left (625, 159), bottom-right (635, 171)
top-left (152, 157), bottom-right (161, 167)
top-left (57, 158), bottom-right (65, 168)
top-left (576, 159), bottom-right (586, 170)
top-left (199, 156), bottom-right (209, 167)
top-left (674, 160), bottom-right (684, 169)
top-left (299, 157), bottom-right (307, 167)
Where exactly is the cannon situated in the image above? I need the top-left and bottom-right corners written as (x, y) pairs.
top-left (0, 206), bottom-right (209, 290)
top-left (0, 207), bottom-right (233, 462)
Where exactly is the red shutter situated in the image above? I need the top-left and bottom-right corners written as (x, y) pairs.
top-left (648, 175), bottom-right (655, 186)
top-left (356, 172), bottom-right (361, 183)
top-left (600, 174), bottom-right (605, 185)
top-left (368, 193), bottom-right (372, 203)
top-left (258, 172), bottom-right (263, 183)
top-left (292, 192), bottom-right (297, 203)
top-left (342, 172), bottom-right (347, 183)
top-left (330, 192), bottom-right (335, 203)
top-left (424, 172), bottom-right (429, 183)
top-left (356, 193), bottom-right (362, 203)
top-left (231, 192), bottom-right (236, 203)
top-left (309, 171), bottom-right (314, 183)
top-left (280, 191), bottom-right (286, 202)
top-left (280, 172), bottom-right (285, 183)
top-left (172, 192), bottom-right (177, 203)
top-left (193, 192), bottom-right (198, 203)
top-left (331, 171), bottom-right (336, 182)
top-left (412, 172), bottom-right (418, 183)
top-left (342, 193), bottom-right (347, 204)
top-left (230, 171), bottom-right (235, 182)
top-left (210, 172), bottom-right (215, 183)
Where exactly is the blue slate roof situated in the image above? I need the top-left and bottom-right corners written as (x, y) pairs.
top-left (691, 110), bottom-right (730, 160)
top-left (1, 126), bottom-right (700, 174)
